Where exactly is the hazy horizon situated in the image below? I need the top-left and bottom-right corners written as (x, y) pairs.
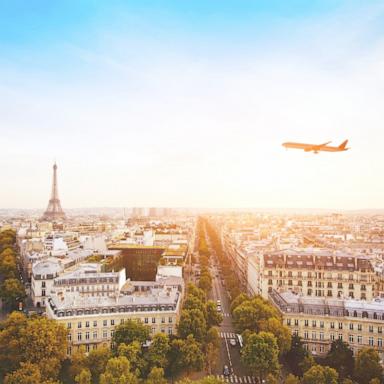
top-left (1, 1), bottom-right (384, 210)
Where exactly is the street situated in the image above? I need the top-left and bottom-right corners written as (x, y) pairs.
top-left (208, 249), bottom-right (258, 383)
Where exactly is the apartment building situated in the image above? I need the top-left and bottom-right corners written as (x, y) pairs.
top-left (46, 276), bottom-right (183, 355)
top-left (270, 290), bottom-right (384, 360)
top-left (259, 250), bottom-right (375, 300)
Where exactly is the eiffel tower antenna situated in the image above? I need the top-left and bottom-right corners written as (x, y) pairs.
top-left (41, 162), bottom-right (66, 221)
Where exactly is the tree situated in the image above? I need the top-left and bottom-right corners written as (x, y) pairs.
top-left (0, 312), bottom-right (67, 380)
top-left (230, 293), bottom-right (250, 313)
top-left (187, 283), bottom-right (206, 303)
top-left (325, 340), bottom-right (354, 380)
top-left (180, 334), bottom-right (205, 375)
top-left (240, 332), bottom-right (280, 383)
top-left (199, 274), bottom-right (212, 293)
top-left (112, 319), bottom-right (150, 350)
top-left (86, 346), bottom-right (111, 384)
top-left (4, 362), bottom-right (42, 384)
top-left (75, 369), bottom-right (92, 384)
top-left (285, 374), bottom-right (300, 384)
top-left (168, 338), bottom-right (186, 377)
top-left (206, 301), bottom-right (223, 328)
top-left (0, 278), bottom-right (26, 309)
top-left (183, 295), bottom-right (207, 317)
top-left (145, 367), bottom-right (167, 384)
top-left (206, 326), bottom-right (220, 349)
top-left (369, 379), bottom-right (381, 384)
top-left (354, 348), bottom-right (383, 384)
top-left (285, 334), bottom-right (310, 376)
top-left (177, 309), bottom-right (207, 342)
top-left (258, 317), bottom-right (291, 354)
top-left (147, 333), bottom-right (170, 370)
top-left (117, 341), bottom-right (146, 377)
top-left (69, 346), bottom-right (88, 381)
top-left (299, 355), bottom-right (315, 375)
top-left (0, 254), bottom-right (17, 278)
top-left (205, 342), bottom-right (219, 374)
top-left (99, 356), bottom-right (138, 384)
top-left (302, 365), bottom-right (338, 384)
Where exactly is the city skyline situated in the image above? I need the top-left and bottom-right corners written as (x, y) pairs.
top-left (1, 1), bottom-right (384, 209)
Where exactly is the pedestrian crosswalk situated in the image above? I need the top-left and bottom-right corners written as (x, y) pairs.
top-left (223, 313), bottom-right (231, 317)
top-left (220, 332), bottom-right (236, 339)
top-left (216, 374), bottom-right (257, 383)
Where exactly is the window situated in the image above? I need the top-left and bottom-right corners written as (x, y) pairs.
top-left (85, 331), bottom-right (90, 340)
top-left (85, 321), bottom-right (90, 328)
top-left (378, 338), bottom-right (383, 347)
top-left (42, 281), bottom-right (46, 288)
top-left (78, 322), bottom-right (82, 329)
top-left (349, 283), bottom-right (354, 290)
top-left (93, 331), bottom-right (97, 339)
top-left (338, 322), bottom-right (343, 330)
top-left (67, 323), bottom-right (72, 329)
top-left (320, 321), bottom-right (324, 328)
top-left (327, 282), bottom-right (332, 288)
top-left (330, 333), bottom-right (335, 341)
top-left (144, 318), bottom-right (148, 324)
top-left (361, 284), bottom-right (366, 291)
top-left (103, 320), bottom-right (107, 327)
top-left (77, 333), bottom-right (82, 341)
top-left (161, 317), bottom-right (165, 324)
top-left (312, 321), bottom-right (317, 328)
top-left (327, 290), bottom-right (332, 297)
top-left (358, 336), bottom-right (362, 344)
top-left (369, 337), bottom-right (374, 346)
top-left (287, 319), bottom-right (291, 326)
top-left (320, 332), bottom-right (324, 340)
top-left (294, 319), bottom-right (299, 326)
top-left (330, 322), bottom-right (335, 329)
top-left (168, 327), bottom-right (173, 335)
top-left (358, 324), bottom-right (362, 331)
top-left (338, 334), bottom-right (343, 341)
top-left (379, 327), bottom-right (382, 334)
top-left (111, 319), bottom-right (115, 326)
top-left (152, 318), bottom-right (156, 324)
top-left (288, 280), bottom-right (292, 286)
top-left (168, 317), bottom-right (173, 323)
top-left (349, 335), bottom-right (354, 343)
top-left (369, 326), bottom-right (374, 333)
top-left (103, 330), bottom-right (107, 339)
top-left (307, 289), bottom-right (312, 295)
top-left (304, 331), bottom-right (308, 340)
top-left (312, 332), bottom-right (316, 340)
top-left (41, 289), bottom-right (46, 297)
top-left (307, 281), bottom-right (312, 287)
top-left (93, 321), bottom-right (97, 327)
top-left (298, 281), bottom-right (302, 286)
top-left (349, 323), bottom-right (354, 330)
top-left (67, 333), bottom-right (72, 341)
top-left (268, 279), bottom-right (273, 285)
top-left (338, 283), bottom-right (343, 289)
top-left (304, 320), bottom-right (309, 327)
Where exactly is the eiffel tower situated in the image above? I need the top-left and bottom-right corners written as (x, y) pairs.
top-left (41, 162), bottom-right (66, 221)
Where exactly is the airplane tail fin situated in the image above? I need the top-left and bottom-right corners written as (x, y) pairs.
top-left (338, 140), bottom-right (348, 149)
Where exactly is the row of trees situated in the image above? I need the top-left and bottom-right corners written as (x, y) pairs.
top-left (0, 229), bottom-right (26, 310)
top-left (196, 218), bottom-right (213, 294)
top-left (285, 336), bottom-right (384, 384)
top-left (0, 311), bottom-right (68, 383)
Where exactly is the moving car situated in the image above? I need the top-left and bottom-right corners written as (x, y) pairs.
top-left (229, 338), bottom-right (236, 347)
top-left (223, 365), bottom-right (230, 377)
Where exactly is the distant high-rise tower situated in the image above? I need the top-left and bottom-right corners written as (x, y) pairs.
top-left (41, 163), bottom-right (66, 221)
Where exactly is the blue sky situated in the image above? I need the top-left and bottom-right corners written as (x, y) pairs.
top-left (1, 1), bottom-right (384, 209)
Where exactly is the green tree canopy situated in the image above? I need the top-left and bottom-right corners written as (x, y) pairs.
top-left (117, 341), bottom-right (146, 377)
top-left (147, 333), bottom-right (170, 370)
top-left (112, 319), bottom-right (150, 350)
top-left (284, 373), bottom-right (300, 384)
top-left (86, 346), bottom-right (111, 384)
top-left (177, 308), bottom-right (207, 342)
top-left (258, 317), bottom-right (291, 355)
top-left (75, 368), bottom-right (92, 384)
top-left (302, 365), bottom-right (338, 384)
top-left (285, 334), bottom-right (310, 376)
top-left (325, 340), bottom-right (354, 380)
top-left (145, 367), bottom-right (167, 384)
top-left (0, 312), bottom-right (67, 380)
top-left (187, 283), bottom-right (206, 303)
top-left (99, 356), bottom-right (138, 384)
top-left (354, 348), bottom-right (383, 384)
top-left (206, 300), bottom-right (223, 328)
top-left (240, 331), bottom-right (280, 383)
top-left (0, 278), bottom-right (26, 309)
top-left (4, 362), bottom-right (42, 384)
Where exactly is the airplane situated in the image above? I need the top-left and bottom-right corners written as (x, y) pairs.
top-left (282, 140), bottom-right (349, 154)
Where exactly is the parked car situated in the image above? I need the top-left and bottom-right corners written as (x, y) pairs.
top-left (229, 338), bottom-right (236, 347)
top-left (216, 299), bottom-right (221, 306)
top-left (217, 305), bottom-right (222, 312)
top-left (223, 365), bottom-right (230, 376)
